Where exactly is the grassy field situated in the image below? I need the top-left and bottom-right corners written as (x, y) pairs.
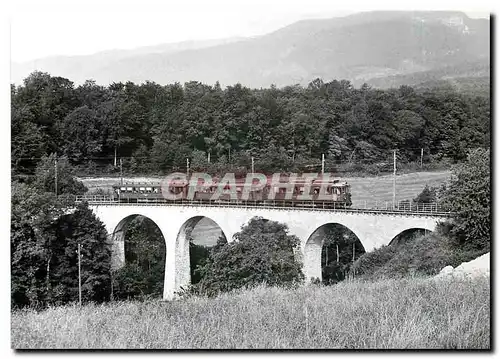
top-left (11, 277), bottom-right (489, 349)
top-left (80, 170), bottom-right (452, 247)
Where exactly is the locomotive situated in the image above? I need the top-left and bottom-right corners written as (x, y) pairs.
top-left (112, 174), bottom-right (352, 208)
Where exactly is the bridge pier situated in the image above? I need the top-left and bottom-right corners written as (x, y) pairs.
top-left (163, 225), bottom-right (185, 301)
top-left (303, 227), bottom-right (325, 282)
top-left (111, 239), bottom-right (125, 271)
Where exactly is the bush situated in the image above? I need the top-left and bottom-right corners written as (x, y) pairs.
top-left (352, 231), bottom-right (482, 280)
top-left (188, 217), bottom-right (305, 297)
top-left (440, 148), bottom-right (490, 252)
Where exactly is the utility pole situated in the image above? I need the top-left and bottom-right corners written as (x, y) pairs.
top-left (54, 153), bottom-right (58, 197)
top-left (187, 158), bottom-right (190, 177)
top-left (77, 243), bottom-right (82, 306)
top-left (393, 149), bottom-right (396, 209)
top-left (207, 152), bottom-right (211, 164)
top-left (120, 158), bottom-right (123, 185)
top-left (251, 156), bottom-right (255, 174)
top-left (321, 153), bottom-right (325, 175)
top-left (420, 148), bottom-right (424, 168)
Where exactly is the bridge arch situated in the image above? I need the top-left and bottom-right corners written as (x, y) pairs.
top-left (389, 227), bottom-right (433, 246)
top-left (175, 216), bottom-right (229, 289)
top-left (111, 214), bottom-right (167, 270)
top-left (110, 214), bottom-right (167, 298)
top-left (304, 222), bottom-right (365, 283)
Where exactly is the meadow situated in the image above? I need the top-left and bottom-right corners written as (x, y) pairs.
top-left (11, 276), bottom-right (489, 349)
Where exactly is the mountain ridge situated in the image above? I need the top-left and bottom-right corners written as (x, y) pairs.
top-left (11, 11), bottom-right (490, 89)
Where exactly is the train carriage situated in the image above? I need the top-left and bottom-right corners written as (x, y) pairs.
top-left (112, 174), bottom-right (351, 207)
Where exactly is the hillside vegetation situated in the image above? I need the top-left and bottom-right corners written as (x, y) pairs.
top-left (12, 71), bottom-right (490, 180)
top-left (11, 277), bottom-right (490, 349)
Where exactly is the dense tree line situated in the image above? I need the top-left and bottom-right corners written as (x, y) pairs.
top-left (11, 156), bottom-right (111, 308)
top-left (12, 72), bottom-right (490, 177)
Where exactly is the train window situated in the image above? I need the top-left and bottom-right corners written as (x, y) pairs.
top-left (120, 187), bottom-right (126, 191)
top-left (153, 188), bottom-right (159, 193)
top-left (146, 187), bottom-right (152, 192)
top-left (126, 187), bottom-right (133, 192)
top-left (313, 188), bottom-right (319, 195)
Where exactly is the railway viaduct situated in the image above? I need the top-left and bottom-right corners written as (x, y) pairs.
top-left (86, 202), bottom-right (447, 300)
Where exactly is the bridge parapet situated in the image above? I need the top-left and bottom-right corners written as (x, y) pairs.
top-left (77, 196), bottom-right (451, 217)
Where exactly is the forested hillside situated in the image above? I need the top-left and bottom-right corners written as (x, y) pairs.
top-left (12, 71), bottom-right (490, 177)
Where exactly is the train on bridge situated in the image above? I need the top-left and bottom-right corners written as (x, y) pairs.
top-left (111, 174), bottom-right (352, 208)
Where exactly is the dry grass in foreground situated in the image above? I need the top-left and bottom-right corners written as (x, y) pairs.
top-left (11, 277), bottom-right (489, 349)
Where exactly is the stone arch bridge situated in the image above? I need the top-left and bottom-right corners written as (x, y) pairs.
top-left (84, 201), bottom-right (449, 300)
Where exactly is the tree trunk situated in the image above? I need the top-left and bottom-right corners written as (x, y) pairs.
top-left (46, 254), bottom-right (52, 298)
top-left (336, 244), bottom-right (339, 262)
top-left (114, 145), bottom-right (117, 167)
top-left (110, 271), bottom-right (114, 301)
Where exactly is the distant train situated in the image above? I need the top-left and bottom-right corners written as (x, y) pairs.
top-left (112, 174), bottom-right (352, 208)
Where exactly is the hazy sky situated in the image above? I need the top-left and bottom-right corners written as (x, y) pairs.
top-left (9, 0), bottom-right (491, 62)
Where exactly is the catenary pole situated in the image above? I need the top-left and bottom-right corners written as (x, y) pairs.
top-left (54, 153), bottom-right (58, 197)
top-left (77, 243), bottom-right (82, 306)
top-left (393, 149), bottom-right (396, 209)
top-left (120, 158), bottom-right (123, 185)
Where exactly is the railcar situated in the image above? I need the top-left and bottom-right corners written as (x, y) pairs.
top-left (112, 175), bottom-right (351, 207)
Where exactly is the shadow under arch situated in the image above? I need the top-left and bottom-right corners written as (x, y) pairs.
top-left (175, 216), bottom-right (229, 288)
top-left (111, 214), bottom-right (166, 298)
top-left (304, 223), bottom-right (366, 284)
top-left (389, 228), bottom-right (433, 247)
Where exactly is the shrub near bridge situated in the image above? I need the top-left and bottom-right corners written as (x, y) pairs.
top-left (186, 217), bottom-right (305, 297)
top-left (351, 232), bottom-right (482, 280)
